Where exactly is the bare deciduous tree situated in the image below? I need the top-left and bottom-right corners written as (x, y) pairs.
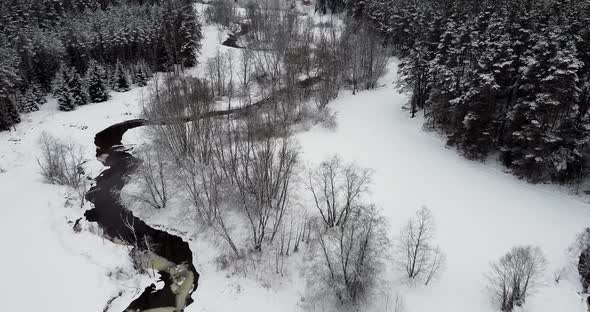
top-left (229, 125), bottom-right (299, 251)
top-left (314, 23), bottom-right (344, 108)
top-left (207, 48), bottom-right (229, 97)
top-left (342, 19), bottom-right (390, 94)
top-left (424, 246), bottom-right (446, 285)
top-left (179, 141), bottom-right (241, 258)
top-left (142, 74), bottom-right (215, 162)
top-left (140, 74), bottom-right (245, 258)
top-left (396, 206), bottom-right (446, 284)
top-left (313, 204), bottom-right (389, 304)
top-left (306, 155), bottom-right (372, 228)
top-left (204, 0), bottom-right (237, 29)
top-left (486, 245), bottom-right (547, 312)
top-left (133, 146), bottom-right (171, 209)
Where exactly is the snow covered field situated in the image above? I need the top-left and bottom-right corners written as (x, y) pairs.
top-left (297, 62), bottom-right (590, 312)
top-left (187, 58), bottom-right (590, 312)
top-left (1, 13), bottom-right (590, 312)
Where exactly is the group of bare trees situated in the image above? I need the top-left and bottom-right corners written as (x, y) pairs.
top-left (305, 157), bottom-right (391, 305)
top-left (394, 204), bottom-right (547, 312)
top-left (304, 161), bottom-right (445, 306)
top-left (308, 17), bottom-right (390, 108)
top-left (125, 1), bottom-right (395, 309)
top-left (135, 65), bottom-right (393, 305)
top-left (230, 132), bottom-right (299, 251)
top-left (342, 20), bottom-right (390, 94)
top-left (135, 72), bottom-right (304, 259)
top-left (38, 131), bottom-right (88, 207)
top-left (132, 71), bottom-right (556, 311)
top-left (203, 2), bottom-right (391, 125)
top-left (313, 204), bottom-right (389, 304)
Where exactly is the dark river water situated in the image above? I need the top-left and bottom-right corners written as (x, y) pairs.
top-left (84, 119), bottom-right (198, 311)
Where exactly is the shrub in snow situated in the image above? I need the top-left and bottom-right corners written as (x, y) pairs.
top-left (486, 245), bottom-right (547, 312)
top-left (37, 132), bottom-right (85, 186)
top-left (395, 206), bottom-right (446, 285)
top-left (37, 132), bottom-right (88, 206)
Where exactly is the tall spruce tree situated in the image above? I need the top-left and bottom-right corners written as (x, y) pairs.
top-left (178, 0), bottom-right (202, 68)
top-left (54, 66), bottom-right (75, 111)
top-left (68, 69), bottom-right (88, 106)
top-left (0, 97), bottom-right (20, 131)
top-left (113, 61), bottom-right (130, 92)
top-left (87, 61), bottom-right (109, 102)
top-left (16, 85), bottom-right (44, 113)
top-left (132, 61), bottom-right (151, 87)
top-left (0, 45), bottom-right (21, 130)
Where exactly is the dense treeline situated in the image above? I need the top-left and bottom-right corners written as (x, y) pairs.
top-left (333, 0), bottom-right (590, 183)
top-left (0, 0), bottom-right (201, 131)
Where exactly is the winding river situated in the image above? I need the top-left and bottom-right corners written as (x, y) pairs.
top-left (80, 71), bottom-right (324, 310)
top-left (84, 120), bottom-right (199, 312)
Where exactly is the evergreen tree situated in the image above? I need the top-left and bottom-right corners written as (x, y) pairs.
top-left (54, 66), bottom-right (75, 111)
top-left (178, 0), bottom-right (202, 68)
top-left (16, 84), bottom-right (44, 113)
top-left (0, 45), bottom-right (21, 130)
top-left (0, 97), bottom-right (20, 131)
top-left (113, 61), bottom-right (130, 92)
top-left (68, 69), bottom-right (88, 106)
top-left (132, 61), bottom-right (151, 87)
top-left (87, 60), bottom-right (109, 102)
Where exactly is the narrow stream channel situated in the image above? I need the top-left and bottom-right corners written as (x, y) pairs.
top-left (84, 120), bottom-right (199, 311)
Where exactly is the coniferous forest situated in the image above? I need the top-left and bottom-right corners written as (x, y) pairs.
top-left (0, 0), bottom-right (202, 131)
top-left (4, 0), bottom-right (590, 184)
top-left (327, 0), bottom-right (590, 183)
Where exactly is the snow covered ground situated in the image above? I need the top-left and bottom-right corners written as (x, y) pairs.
top-left (1, 9), bottom-right (590, 312)
top-left (0, 90), bottom-right (153, 311)
top-left (296, 61), bottom-right (590, 312)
